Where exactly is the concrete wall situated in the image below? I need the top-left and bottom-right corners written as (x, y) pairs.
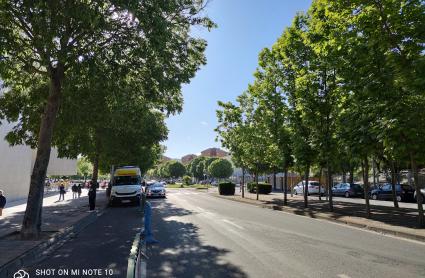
top-left (1, 120), bottom-right (77, 202)
top-left (31, 148), bottom-right (77, 176)
top-left (0, 121), bottom-right (33, 202)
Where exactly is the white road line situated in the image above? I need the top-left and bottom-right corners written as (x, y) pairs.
top-left (195, 206), bottom-right (206, 212)
top-left (222, 219), bottom-right (245, 230)
top-left (337, 274), bottom-right (352, 278)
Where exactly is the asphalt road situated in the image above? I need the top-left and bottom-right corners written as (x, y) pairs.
top-left (146, 189), bottom-right (425, 278)
top-left (28, 202), bottom-right (143, 278)
top-left (24, 189), bottom-right (425, 278)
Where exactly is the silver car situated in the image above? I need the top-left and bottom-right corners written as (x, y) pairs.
top-left (146, 183), bottom-right (166, 198)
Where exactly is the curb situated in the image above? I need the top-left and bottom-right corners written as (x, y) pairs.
top-left (211, 194), bottom-right (425, 243)
top-left (0, 204), bottom-right (107, 278)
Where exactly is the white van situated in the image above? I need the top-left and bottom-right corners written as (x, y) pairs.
top-left (109, 166), bottom-right (142, 205)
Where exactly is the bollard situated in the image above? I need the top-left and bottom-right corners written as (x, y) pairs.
top-left (140, 192), bottom-right (146, 215)
top-left (143, 201), bottom-right (159, 244)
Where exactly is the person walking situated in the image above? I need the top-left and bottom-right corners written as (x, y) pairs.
top-left (77, 183), bottom-right (82, 198)
top-left (0, 190), bottom-right (6, 216)
top-left (59, 182), bottom-right (66, 201)
top-left (88, 182), bottom-right (97, 211)
top-left (71, 183), bottom-right (78, 199)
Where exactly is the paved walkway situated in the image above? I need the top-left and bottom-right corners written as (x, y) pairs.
top-left (208, 187), bottom-right (425, 241)
top-left (0, 189), bottom-right (108, 268)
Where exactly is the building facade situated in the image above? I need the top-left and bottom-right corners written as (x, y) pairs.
top-left (181, 154), bottom-right (197, 164)
top-left (200, 147), bottom-right (228, 158)
top-left (0, 120), bottom-right (77, 202)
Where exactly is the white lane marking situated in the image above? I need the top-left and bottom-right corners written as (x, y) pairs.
top-left (222, 219), bottom-right (245, 230)
top-left (196, 206), bottom-right (206, 212)
top-left (337, 274), bottom-right (352, 278)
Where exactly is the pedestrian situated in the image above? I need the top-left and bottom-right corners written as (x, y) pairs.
top-left (0, 190), bottom-right (6, 216)
top-left (59, 182), bottom-right (66, 201)
top-left (88, 182), bottom-right (97, 211)
top-left (72, 183), bottom-right (78, 199)
top-left (77, 183), bottom-right (82, 198)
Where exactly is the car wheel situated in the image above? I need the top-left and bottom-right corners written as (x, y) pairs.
top-left (396, 195), bottom-right (401, 202)
top-left (294, 190), bottom-right (298, 195)
top-left (372, 194), bottom-right (378, 200)
top-left (345, 192), bottom-right (350, 198)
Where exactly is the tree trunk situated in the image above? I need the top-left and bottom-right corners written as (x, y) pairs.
top-left (362, 156), bottom-right (371, 219)
top-left (283, 167), bottom-right (288, 205)
top-left (372, 159), bottom-right (377, 188)
top-left (21, 67), bottom-right (64, 239)
top-left (242, 167), bottom-right (245, 198)
top-left (318, 167), bottom-right (322, 201)
top-left (327, 162), bottom-right (334, 212)
top-left (390, 161), bottom-right (399, 208)
top-left (342, 168), bottom-right (346, 183)
top-left (255, 173), bottom-right (259, 201)
top-left (410, 153), bottom-right (424, 228)
top-left (348, 167), bottom-right (354, 184)
top-left (92, 152), bottom-right (99, 185)
top-left (304, 166), bottom-right (309, 208)
top-left (273, 171), bottom-right (277, 191)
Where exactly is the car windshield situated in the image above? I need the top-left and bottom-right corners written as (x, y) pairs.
top-left (113, 176), bottom-right (141, 186)
top-left (151, 183), bottom-right (164, 189)
top-left (310, 182), bottom-right (320, 186)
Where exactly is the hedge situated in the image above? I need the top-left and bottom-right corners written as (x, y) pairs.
top-left (218, 182), bottom-right (235, 195)
top-left (247, 182), bottom-right (272, 194)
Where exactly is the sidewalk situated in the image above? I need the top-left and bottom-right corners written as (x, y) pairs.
top-left (0, 189), bottom-right (108, 275)
top-left (209, 187), bottom-right (425, 242)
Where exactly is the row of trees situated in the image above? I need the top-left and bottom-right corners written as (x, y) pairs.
top-left (216, 0), bottom-right (425, 227)
top-left (148, 157), bottom-right (234, 181)
top-left (0, 0), bottom-right (214, 239)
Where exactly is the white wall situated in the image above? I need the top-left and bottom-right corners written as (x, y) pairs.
top-left (1, 120), bottom-right (77, 202)
top-left (31, 148), bottom-right (77, 176)
top-left (0, 121), bottom-right (33, 202)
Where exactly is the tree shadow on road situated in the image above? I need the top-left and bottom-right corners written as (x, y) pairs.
top-left (265, 197), bottom-right (421, 229)
top-left (147, 199), bottom-right (247, 278)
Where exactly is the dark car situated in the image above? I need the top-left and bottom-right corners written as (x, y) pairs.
top-left (332, 183), bottom-right (364, 198)
top-left (370, 183), bottom-right (414, 202)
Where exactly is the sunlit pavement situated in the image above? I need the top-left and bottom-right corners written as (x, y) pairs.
top-left (147, 189), bottom-right (425, 278)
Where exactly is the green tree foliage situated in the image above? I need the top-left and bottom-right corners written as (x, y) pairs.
top-left (166, 161), bottom-right (186, 178)
top-left (208, 159), bottom-right (234, 180)
top-left (188, 156), bottom-right (207, 181)
top-left (76, 157), bottom-right (93, 179)
top-left (215, 0), bottom-right (425, 226)
top-left (0, 0), bottom-right (214, 239)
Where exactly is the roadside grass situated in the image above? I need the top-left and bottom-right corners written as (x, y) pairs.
top-left (166, 183), bottom-right (211, 189)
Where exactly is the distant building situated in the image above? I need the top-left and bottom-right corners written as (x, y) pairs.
top-left (200, 147), bottom-right (228, 158)
top-left (161, 156), bottom-right (172, 162)
top-left (181, 154), bottom-right (197, 164)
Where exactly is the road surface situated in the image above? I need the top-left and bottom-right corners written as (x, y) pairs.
top-left (27, 189), bottom-right (425, 278)
top-left (147, 189), bottom-right (425, 278)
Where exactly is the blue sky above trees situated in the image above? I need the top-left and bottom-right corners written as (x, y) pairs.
top-left (164, 0), bottom-right (312, 158)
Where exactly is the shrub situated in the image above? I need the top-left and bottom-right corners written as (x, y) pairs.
top-left (182, 175), bottom-right (192, 185)
top-left (218, 182), bottom-right (235, 195)
top-left (247, 182), bottom-right (272, 194)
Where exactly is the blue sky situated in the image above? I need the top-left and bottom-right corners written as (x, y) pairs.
top-left (164, 0), bottom-right (312, 159)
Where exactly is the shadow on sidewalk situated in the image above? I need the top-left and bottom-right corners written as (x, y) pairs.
top-left (147, 199), bottom-right (247, 278)
top-left (264, 197), bottom-right (421, 230)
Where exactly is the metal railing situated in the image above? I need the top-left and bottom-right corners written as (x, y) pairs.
top-left (127, 193), bottom-right (147, 278)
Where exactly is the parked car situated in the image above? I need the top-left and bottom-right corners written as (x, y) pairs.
top-left (369, 183), bottom-right (414, 202)
top-left (413, 188), bottom-right (425, 202)
top-left (146, 183), bottom-right (166, 198)
top-left (293, 181), bottom-right (325, 195)
top-left (332, 183), bottom-right (364, 198)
